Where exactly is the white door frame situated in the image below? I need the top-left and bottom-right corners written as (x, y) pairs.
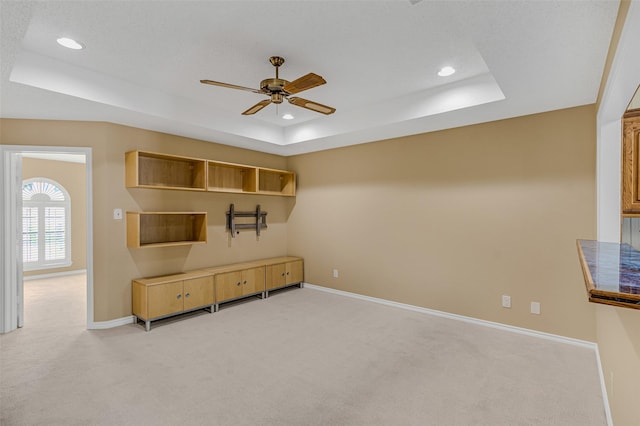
top-left (0, 145), bottom-right (94, 333)
top-left (597, 0), bottom-right (640, 242)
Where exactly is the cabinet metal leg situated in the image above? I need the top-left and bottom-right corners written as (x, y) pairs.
top-left (214, 303), bottom-right (219, 312)
top-left (145, 320), bottom-right (151, 332)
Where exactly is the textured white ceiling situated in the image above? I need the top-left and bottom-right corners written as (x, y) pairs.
top-left (0, 1), bottom-right (619, 155)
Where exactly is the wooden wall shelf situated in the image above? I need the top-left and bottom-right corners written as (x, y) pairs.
top-left (258, 167), bottom-right (296, 196)
top-left (126, 211), bottom-right (208, 248)
top-left (207, 160), bottom-right (257, 194)
top-left (125, 151), bottom-right (206, 191)
top-left (126, 150), bottom-right (295, 197)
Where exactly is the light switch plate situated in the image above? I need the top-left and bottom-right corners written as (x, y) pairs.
top-left (113, 208), bottom-right (123, 220)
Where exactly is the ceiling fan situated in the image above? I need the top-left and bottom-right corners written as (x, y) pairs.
top-left (200, 56), bottom-right (336, 116)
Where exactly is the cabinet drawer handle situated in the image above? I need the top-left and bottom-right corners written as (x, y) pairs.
top-left (281, 273), bottom-right (285, 277)
top-left (237, 282), bottom-right (241, 286)
top-left (177, 294), bottom-right (182, 299)
top-left (185, 292), bottom-right (190, 298)
top-left (286, 272), bottom-right (290, 275)
top-left (243, 280), bottom-right (247, 284)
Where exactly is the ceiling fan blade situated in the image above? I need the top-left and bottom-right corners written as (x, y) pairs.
top-left (242, 99), bottom-right (271, 115)
top-left (200, 79), bottom-right (263, 94)
top-left (282, 73), bottom-right (326, 94)
top-left (288, 97), bottom-right (336, 115)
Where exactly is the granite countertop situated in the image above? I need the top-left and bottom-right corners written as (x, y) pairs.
top-left (576, 239), bottom-right (640, 310)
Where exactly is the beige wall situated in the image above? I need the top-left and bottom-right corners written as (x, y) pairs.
top-left (22, 157), bottom-right (87, 276)
top-left (1, 119), bottom-right (293, 321)
top-left (287, 105), bottom-right (597, 342)
top-left (4, 106), bottom-right (640, 423)
top-left (596, 305), bottom-right (640, 426)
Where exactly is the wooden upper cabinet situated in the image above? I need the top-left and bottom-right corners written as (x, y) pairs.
top-left (622, 111), bottom-right (640, 213)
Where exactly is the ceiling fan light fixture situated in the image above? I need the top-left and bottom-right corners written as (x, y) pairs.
top-left (56, 37), bottom-right (84, 50)
top-left (437, 66), bottom-right (456, 77)
top-left (282, 113), bottom-right (294, 120)
top-left (201, 56), bottom-right (336, 116)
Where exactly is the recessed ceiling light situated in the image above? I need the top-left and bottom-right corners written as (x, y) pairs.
top-left (437, 66), bottom-right (455, 77)
top-left (282, 113), bottom-right (294, 120)
top-left (56, 37), bottom-right (84, 50)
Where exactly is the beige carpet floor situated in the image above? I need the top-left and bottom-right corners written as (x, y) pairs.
top-left (1, 274), bottom-right (606, 425)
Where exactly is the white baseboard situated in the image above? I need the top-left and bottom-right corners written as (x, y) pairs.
top-left (303, 282), bottom-right (611, 426)
top-left (594, 346), bottom-right (614, 426)
top-left (88, 315), bottom-right (135, 330)
top-left (23, 269), bottom-right (87, 281)
top-left (304, 283), bottom-right (596, 348)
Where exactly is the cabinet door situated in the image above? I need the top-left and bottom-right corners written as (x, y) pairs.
top-left (183, 276), bottom-right (214, 310)
top-left (215, 271), bottom-right (243, 303)
top-left (622, 114), bottom-right (640, 212)
top-left (285, 260), bottom-right (304, 285)
top-left (148, 281), bottom-right (184, 318)
top-left (266, 263), bottom-right (286, 290)
top-left (242, 267), bottom-right (265, 295)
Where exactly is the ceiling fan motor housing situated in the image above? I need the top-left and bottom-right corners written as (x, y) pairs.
top-left (260, 78), bottom-right (289, 103)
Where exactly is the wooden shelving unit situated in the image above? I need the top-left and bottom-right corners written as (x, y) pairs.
top-left (125, 151), bottom-right (296, 196)
top-left (207, 160), bottom-right (257, 194)
top-left (126, 212), bottom-right (208, 248)
top-left (125, 151), bottom-right (206, 191)
top-left (258, 167), bottom-right (296, 196)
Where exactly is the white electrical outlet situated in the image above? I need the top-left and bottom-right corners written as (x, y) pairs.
top-left (531, 302), bottom-right (541, 314)
top-left (332, 269), bottom-right (339, 278)
top-left (501, 295), bottom-right (511, 308)
top-left (113, 208), bottom-right (123, 220)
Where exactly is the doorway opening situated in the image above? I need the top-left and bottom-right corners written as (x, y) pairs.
top-left (1, 146), bottom-right (94, 333)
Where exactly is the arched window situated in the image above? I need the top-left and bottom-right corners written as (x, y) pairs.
top-left (22, 178), bottom-right (72, 271)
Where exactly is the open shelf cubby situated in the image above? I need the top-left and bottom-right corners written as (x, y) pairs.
top-left (207, 161), bottom-right (257, 194)
top-left (258, 168), bottom-right (296, 196)
top-left (125, 151), bottom-right (207, 191)
top-left (126, 212), bottom-right (208, 248)
top-left (125, 150), bottom-right (296, 196)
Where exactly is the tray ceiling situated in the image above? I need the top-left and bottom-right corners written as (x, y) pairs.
top-left (0, 1), bottom-right (619, 155)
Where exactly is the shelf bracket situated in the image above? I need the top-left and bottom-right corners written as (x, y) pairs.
top-left (226, 204), bottom-right (267, 238)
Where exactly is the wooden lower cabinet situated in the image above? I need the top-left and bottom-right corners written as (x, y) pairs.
top-left (183, 276), bottom-right (215, 311)
top-left (132, 257), bottom-right (303, 330)
top-left (266, 259), bottom-right (304, 296)
top-left (214, 266), bottom-right (265, 309)
top-left (147, 281), bottom-right (184, 319)
top-left (132, 272), bottom-right (214, 331)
